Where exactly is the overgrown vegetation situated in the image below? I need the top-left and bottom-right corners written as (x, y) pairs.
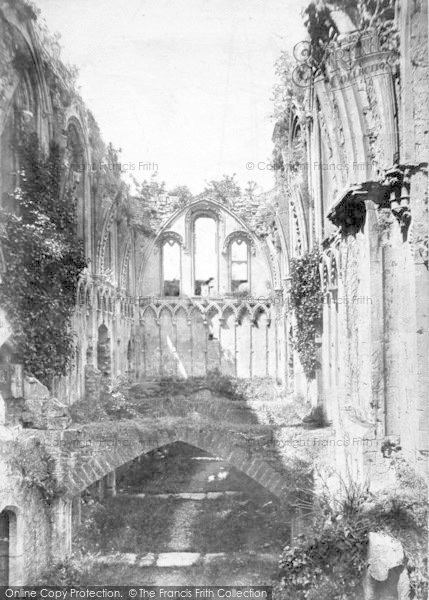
top-left (36, 554), bottom-right (91, 586)
top-left (5, 438), bottom-right (60, 503)
top-left (0, 130), bottom-right (87, 387)
top-left (70, 372), bottom-right (281, 423)
top-left (280, 460), bottom-right (428, 600)
top-left (289, 248), bottom-right (323, 379)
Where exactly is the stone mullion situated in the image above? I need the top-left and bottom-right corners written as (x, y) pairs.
top-left (203, 314), bottom-right (208, 375)
top-left (188, 318), bottom-right (193, 377)
top-left (218, 316), bottom-right (223, 371)
top-left (234, 320), bottom-right (238, 377)
top-left (173, 318), bottom-right (178, 378)
top-left (249, 319), bottom-right (254, 378)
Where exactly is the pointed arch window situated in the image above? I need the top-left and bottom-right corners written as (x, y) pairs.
top-left (162, 236), bottom-right (181, 296)
top-left (230, 238), bottom-right (249, 293)
top-left (193, 216), bottom-right (218, 296)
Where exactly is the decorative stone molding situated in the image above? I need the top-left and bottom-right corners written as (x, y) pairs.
top-left (156, 230), bottom-right (183, 247)
top-left (222, 231), bottom-right (256, 256)
top-left (184, 202), bottom-right (223, 251)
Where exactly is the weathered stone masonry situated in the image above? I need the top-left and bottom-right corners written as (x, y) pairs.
top-left (0, 0), bottom-right (427, 590)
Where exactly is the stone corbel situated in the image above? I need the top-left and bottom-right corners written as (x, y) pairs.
top-left (327, 185), bottom-right (368, 235)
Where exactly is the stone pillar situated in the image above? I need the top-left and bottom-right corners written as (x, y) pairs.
top-left (71, 495), bottom-right (81, 528)
top-left (105, 471), bottom-right (116, 497)
top-left (50, 498), bottom-right (72, 561)
top-left (97, 478), bottom-right (105, 501)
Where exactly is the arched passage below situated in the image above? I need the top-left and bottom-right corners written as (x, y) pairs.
top-left (59, 425), bottom-right (298, 501)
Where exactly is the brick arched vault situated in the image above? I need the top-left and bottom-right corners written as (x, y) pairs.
top-left (57, 424), bottom-right (294, 502)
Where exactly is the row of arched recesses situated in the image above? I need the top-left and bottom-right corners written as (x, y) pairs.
top-left (139, 305), bottom-right (278, 379)
top-left (76, 282), bottom-right (135, 321)
top-left (96, 324), bottom-right (135, 380)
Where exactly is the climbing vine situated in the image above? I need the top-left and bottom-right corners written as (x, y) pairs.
top-left (0, 130), bottom-right (87, 387)
top-left (289, 248), bottom-right (323, 379)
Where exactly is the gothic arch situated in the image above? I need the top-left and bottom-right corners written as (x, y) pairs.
top-left (60, 427), bottom-right (293, 501)
top-left (96, 200), bottom-right (118, 279)
top-left (138, 198), bottom-right (264, 294)
top-left (120, 234), bottom-right (134, 294)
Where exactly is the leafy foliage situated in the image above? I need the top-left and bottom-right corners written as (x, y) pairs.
top-left (289, 248), bottom-right (323, 379)
top-left (282, 462), bottom-right (428, 600)
top-left (201, 174), bottom-right (241, 205)
top-left (169, 185), bottom-right (194, 209)
top-left (0, 131), bottom-right (87, 386)
top-left (7, 438), bottom-right (60, 503)
top-left (36, 555), bottom-right (92, 586)
top-left (280, 519), bottom-right (369, 600)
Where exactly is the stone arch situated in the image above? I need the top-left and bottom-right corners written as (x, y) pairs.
top-left (140, 306), bottom-right (159, 378)
top-left (64, 118), bottom-right (91, 253)
top-left (252, 308), bottom-right (270, 377)
top-left (138, 198), bottom-right (267, 295)
top-left (220, 305), bottom-right (236, 375)
top-left (97, 201), bottom-right (118, 278)
top-left (159, 306), bottom-right (175, 376)
top-left (236, 306), bottom-right (251, 378)
top-left (97, 324), bottom-right (111, 379)
top-left (189, 306), bottom-right (206, 376)
top-left (120, 234), bottom-right (135, 295)
top-left (61, 426), bottom-right (291, 501)
top-left (206, 304), bottom-right (221, 341)
top-left (170, 306), bottom-right (189, 377)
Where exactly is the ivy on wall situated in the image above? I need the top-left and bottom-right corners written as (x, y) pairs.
top-left (0, 130), bottom-right (87, 387)
top-left (289, 247), bottom-right (323, 379)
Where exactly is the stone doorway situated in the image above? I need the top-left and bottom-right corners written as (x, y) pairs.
top-left (0, 511), bottom-right (9, 585)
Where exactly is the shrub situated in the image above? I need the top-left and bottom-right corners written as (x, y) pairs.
top-left (280, 518), bottom-right (369, 600)
top-left (36, 555), bottom-right (91, 586)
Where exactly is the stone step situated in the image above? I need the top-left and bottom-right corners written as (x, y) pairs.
top-left (93, 551), bottom-right (279, 568)
top-left (118, 491), bottom-right (241, 500)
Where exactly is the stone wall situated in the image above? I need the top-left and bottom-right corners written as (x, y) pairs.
top-left (0, 456), bottom-right (51, 585)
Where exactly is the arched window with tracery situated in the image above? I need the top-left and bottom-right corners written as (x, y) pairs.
top-left (1, 73), bottom-right (36, 210)
top-left (193, 216), bottom-right (218, 296)
top-left (230, 238), bottom-right (249, 293)
top-left (104, 229), bottom-right (113, 279)
top-left (162, 237), bottom-right (181, 296)
top-left (65, 122), bottom-right (86, 245)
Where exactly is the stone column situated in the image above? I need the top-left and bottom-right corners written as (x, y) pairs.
top-left (50, 498), bottom-right (72, 561)
top-left (97, 478), bottom-right (105, 501)
top-left (71, 495), bottom-right (81, 528)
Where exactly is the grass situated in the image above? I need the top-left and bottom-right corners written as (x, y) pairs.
top-left (192, 495), bottom-right (290, 554)
top-left (76, 495), bottom-right (179, 554)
